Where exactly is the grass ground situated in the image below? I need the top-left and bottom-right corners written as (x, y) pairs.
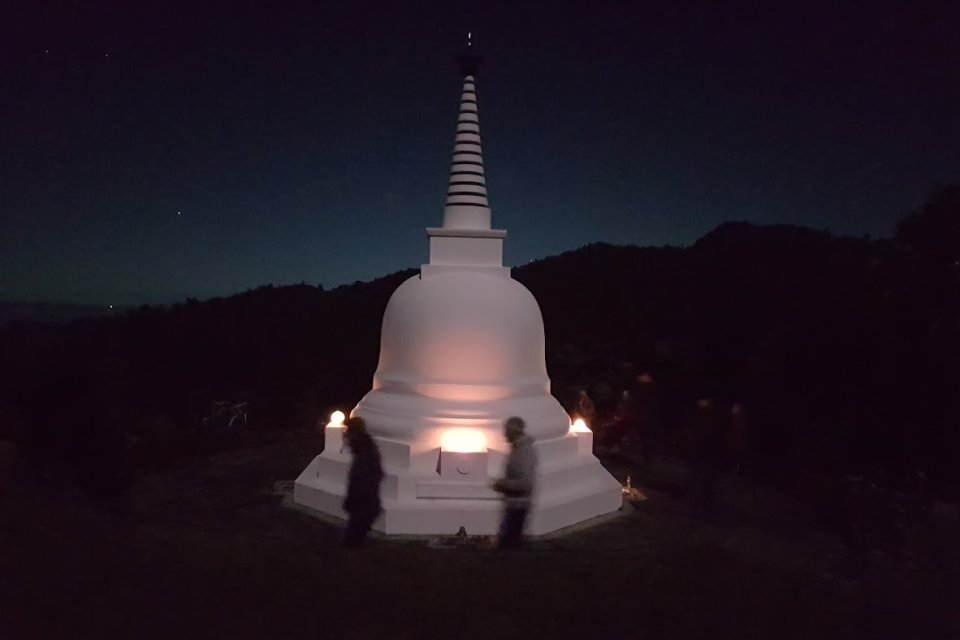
top-left (2, 437), bottom-right (958, 639)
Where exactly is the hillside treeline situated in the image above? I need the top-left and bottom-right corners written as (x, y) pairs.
top-left (1, 186), bottom-right (957, 499)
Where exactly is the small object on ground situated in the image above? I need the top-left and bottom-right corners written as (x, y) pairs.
top-left (272, 480), bottom-right (295, 494)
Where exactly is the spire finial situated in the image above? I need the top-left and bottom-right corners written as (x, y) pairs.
top-left (456, 36), bottom-right (482, 77)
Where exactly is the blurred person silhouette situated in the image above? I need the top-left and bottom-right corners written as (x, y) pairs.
top-left (631, 373), bottom-right (663, 467)
top-left (728, 402), bottom-right (751, 475)
top-left (491, 416), bottom-right (538, 549)
top-left (609, 389), bottom-right (633, 447)
top-left (689, 396), bottom-right (723, 506)
top-left (342, 416), bottom-right (383, 548)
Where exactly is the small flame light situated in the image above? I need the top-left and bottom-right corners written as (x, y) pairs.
top-left (329, 410), bottom-right (346, 427)
top-left (440, 428), bottom-right (487, 453)
top-left (571, 418), bottom-right (591, 433)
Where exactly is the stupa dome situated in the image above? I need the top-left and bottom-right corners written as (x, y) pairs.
top-left (352, 270), bottom-right (570, 442)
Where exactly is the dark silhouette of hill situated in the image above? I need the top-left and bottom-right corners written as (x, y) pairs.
top-left (1, 186), bottom-right (958, 500)
top-left (517, 226), bottom-right (891, 478)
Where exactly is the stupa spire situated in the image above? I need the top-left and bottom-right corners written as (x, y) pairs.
top-left (424, 38), bottom-right (507, 276)
top-left (443, 38), bottom-right (490, 230)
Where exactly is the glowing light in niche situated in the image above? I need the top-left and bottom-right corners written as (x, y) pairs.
top-left (571, 418), bottom-right (591, 433)
top-left (440, 428), bottom-right (487, 452)
top-left (329, 410), bottom-right (346, 427)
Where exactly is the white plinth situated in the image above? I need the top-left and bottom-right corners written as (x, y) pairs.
top-left (293, 426), bottom-right (622, 536)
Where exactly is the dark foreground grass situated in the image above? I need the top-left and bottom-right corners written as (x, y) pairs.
top-left (2, 438), bottom-right (957, 639)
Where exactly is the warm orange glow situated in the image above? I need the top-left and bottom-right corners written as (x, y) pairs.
top-left (571, 418), bottom-right (591, 433)
top-left (329, 410), bottom-right (346, 427)
top-left (440, 428), bottom-right (487, 452)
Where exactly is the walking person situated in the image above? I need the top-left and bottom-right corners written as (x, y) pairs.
top-left (688, 396), bottom-right (722, 506)
top-left (342, 416), bottom-right (383, 548)
top-left (491, 416), bottom-right (538, 549)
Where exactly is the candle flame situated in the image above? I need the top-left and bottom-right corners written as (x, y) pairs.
top-left (571, 418), bottom-right (591, 433)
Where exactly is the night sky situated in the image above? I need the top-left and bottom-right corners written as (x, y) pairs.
top-left (3, 1), bottom-right (959, 305)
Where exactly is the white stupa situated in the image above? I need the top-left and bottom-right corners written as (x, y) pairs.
top-left (294, 45), bottom-right (622, 535)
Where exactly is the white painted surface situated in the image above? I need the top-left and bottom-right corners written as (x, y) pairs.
top-left (293, 64), bottom-right (622, 535)
top-left (428, 234), bottom-right (503, 267)
top-left (294, 429), bottom-right (622, 535)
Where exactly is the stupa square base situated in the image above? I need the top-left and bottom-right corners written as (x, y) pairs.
top-left (293, 431), bottom-right (623, 536)
top-left (294, 470), bottom-right (622, 536)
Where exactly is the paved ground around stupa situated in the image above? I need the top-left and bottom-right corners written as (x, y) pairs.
top-left (2, 437), bottom-right (958, 639)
